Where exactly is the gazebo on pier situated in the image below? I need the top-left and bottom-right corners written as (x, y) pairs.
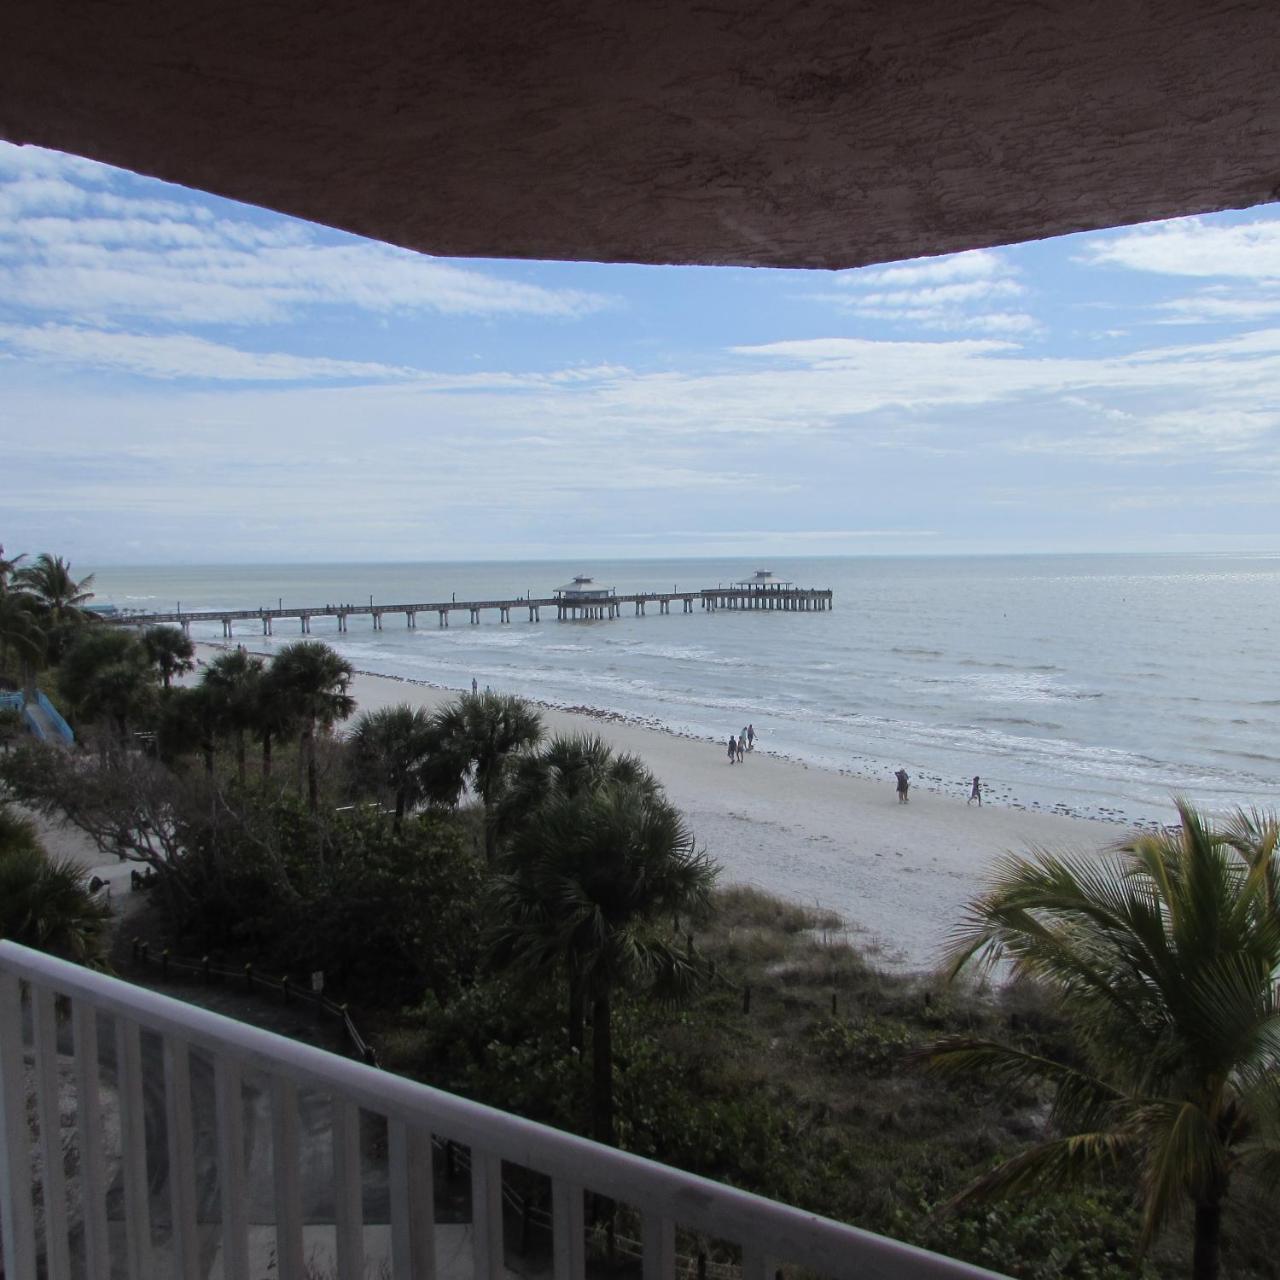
top-left (732, 571), bottom-right (794, 593)
top-left (553, 575), bottom-right (617, 621)
top-left (706, 571), bottom-right (829, 613)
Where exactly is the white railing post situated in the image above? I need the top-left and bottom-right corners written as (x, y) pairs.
top-left (388, 1117), bottom-right (435, 1279)
top-left (0, 972), bottom-right (36, 1280)
top-left (115, 1016), bottom-right (153, 1280)
top-left (552, 1179), bottom-right (585, 1280)
top-left (215, 1056), bottom-right (250, 1280)
top-left (642, 1213), bottom-right (676, 1280)
top-left (32, 983), bottom-right (71, 1279)
top-left (72, 999), bottom-right (111, 1280)
top-left (271, 1076), bottom-right (306, 1280)
top-left (332, 1097), bottom-right (364, 1278)
top-left (163, 1034), bottom-right (200, 1277)
top-left (471, 1149), bottom-right (505, 1280)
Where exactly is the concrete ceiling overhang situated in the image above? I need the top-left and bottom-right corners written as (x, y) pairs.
top-left (4, 1), bottom-right (1280, 270)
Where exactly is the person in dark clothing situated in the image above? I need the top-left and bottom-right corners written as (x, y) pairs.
top-left (968, 775), bottom-right (982, 805)
top-left (895, 768), bottom-right (910, 803)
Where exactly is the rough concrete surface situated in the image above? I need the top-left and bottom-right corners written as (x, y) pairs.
top-left (5, 0), bottom-right (1280, 267)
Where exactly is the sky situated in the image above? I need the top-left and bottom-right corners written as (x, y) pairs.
top-left (1, 141), bottom-right (1279, 564)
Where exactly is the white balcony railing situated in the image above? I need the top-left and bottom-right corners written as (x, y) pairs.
top-left (0, 940), bottom-right (1006, 1280)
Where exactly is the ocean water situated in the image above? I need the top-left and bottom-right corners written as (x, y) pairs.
top-left (89, 554), bottom-right (1279, 825)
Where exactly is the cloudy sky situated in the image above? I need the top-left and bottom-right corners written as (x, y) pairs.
top-left (2, 142), bottom-right (1278, 564)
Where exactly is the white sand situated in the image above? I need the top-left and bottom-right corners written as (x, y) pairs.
top-left (335, 660), bottom-right (1122, 972)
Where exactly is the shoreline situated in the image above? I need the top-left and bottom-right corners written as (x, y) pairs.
top-left (196, 641), bottom-right (1160, 827)
top-left (195, 642), bottom-right (1128, 970)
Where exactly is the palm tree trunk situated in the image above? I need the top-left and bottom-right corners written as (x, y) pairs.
top-left (262, 730), bottom-right (273, 777)
top-left (394, 788), bottom-right (405, 830)
top-left (203, 737), bottom-right (215, 776)
top-left (234, 730), bottom-right (246, 785)
top-left (479, 774), bottom-right (498, 865)
top-left (591, 986), bottom-right (614, 1146)
top-left (304, 724), bottom-right (319, 812)
top-left (1193, 1199), bottom-right (1222, 1280)
top-left (568, 976), bottom-right (584, 1053)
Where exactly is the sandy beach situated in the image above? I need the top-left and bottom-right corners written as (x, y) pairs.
top-left (29, 642), bottom-right (1125, 973)
top-left (309, 653), bottom-right (1122, 971)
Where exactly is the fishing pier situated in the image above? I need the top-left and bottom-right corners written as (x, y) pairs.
top-left (116, 572), bottom-right (832, 638)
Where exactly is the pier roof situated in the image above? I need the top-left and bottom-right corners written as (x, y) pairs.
top-left (555, 577), bottom-right (614, 598)
top-left (5, 2), bottom-right (1280, 271)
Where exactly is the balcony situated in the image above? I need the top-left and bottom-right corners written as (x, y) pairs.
top-left (0, 940), bottom-right (1002, 1280)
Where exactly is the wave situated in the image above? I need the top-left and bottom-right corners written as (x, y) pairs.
top-left (956, 659), bottom-right (1063, 673)
top-left (969, 716), bottom-right (1065, 731)
top-left (891, 646), bottom-right (944, 657)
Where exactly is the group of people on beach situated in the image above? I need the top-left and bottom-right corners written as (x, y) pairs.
top-left (726, 724), bottom-right (756, 763)
top-left (894, 769), bottom-right (983, 805)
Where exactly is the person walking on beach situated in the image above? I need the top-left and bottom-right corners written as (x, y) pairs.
top-left (895, 768), bottom-right (910, 803)
top-left (472, 676), bottom-right (478, 695)
top-left (747, 723), bottom-right (755, 751)
top-left (727, 735), bottom-right (738, 764)
top-left (738, 728), bottom-right (748, 761)
top-left (968, 775), bottom-right (982, 806)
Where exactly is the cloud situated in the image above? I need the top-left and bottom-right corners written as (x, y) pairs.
top-left (853, 249), bottom-right (1007, 288)
top-left (810, 248), bottom-right (1036, 334)
top-left (0, 323), bottom-right (417, 381)
top-left (1082, 218), bottom-right (1280, 279)
top-left (1154, 291), bottom-right (1280, 325)
top-left (0, 143), bottom-right (612, 326)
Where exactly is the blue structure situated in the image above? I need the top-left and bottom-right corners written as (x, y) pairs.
top-left (0, 690), bottom-right (75, 745)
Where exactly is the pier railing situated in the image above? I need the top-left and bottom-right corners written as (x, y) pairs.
top-left (0, 940), bottom-right (999, 1280)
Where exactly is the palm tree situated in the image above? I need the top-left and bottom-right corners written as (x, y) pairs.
top-left (493, 779), bottom-right (717, 1144)
top-left (348, 704), bottom-right (435, 828)
top-left (498, 732), bottom-right (659, 838)
top-left (0, 589), bottom-right (46, 690)
top-left (57, 627), bottom-right (158, 745)
top-left (143, 624), bottom-right (196, 689)
top-left (496, 733), bottom-right (662, 1048)
top-left (157, 683), bottom-right (223, 774)
top-left (251, 662), bottom-right (298, 780)
top-left (269, 641), bottom-right (355, 811)
top-left (923, 800), bottom-right (1280, 1280)
top-left (429, 691), bottom-right (543, 865)
top-left (15, 553), bottom-right (98, 665)
top-left (0, 806), bottom-right (112, 964)
top-left (200, 649), bottom-right (265, 784)
top-left (0, 545), bottom-right (26, 594)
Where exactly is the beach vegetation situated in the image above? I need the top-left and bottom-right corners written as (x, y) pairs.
top-left (142, 622), bottom-right (196, 689)
top-left (425, 690), bottom-right (544, 864)
top-left (0, 587), bottom-right (46, 691)
top-left (0, 802), bottom-right (111, 964)
top-left (251, 657), bottom-right (300, 778)
top-left (157, 682), bottom-right (223, 773)
top-left (348, 703), bottom-right (437, 828)
top-left (12, 552), bottom-right (98, 663)
top-left (492, 761), bottom-right (716, 1144)
top-left (923, 800), bottom-right (1280, 1280)
top-left (198, 647), bottom-right (265, 784)
top-left (268, 640), bottom-right (356, 812)
top-left (57, 625), bottom-right (158, 745)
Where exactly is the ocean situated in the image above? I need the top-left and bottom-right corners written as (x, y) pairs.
top-left (88, 554), bottom-right (1279, 826)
